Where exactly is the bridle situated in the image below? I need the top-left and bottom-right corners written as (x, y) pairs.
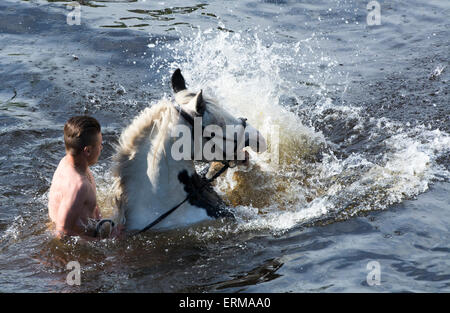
top-left (174, 104), bottom-right (248, 162)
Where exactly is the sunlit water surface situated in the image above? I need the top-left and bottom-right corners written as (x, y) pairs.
top-left (0, 0), bottom-right (449, 292)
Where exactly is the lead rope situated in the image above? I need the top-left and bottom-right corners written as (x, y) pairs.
top-left (93, 219), bottom-right (116, 238)
top-left (131, 161), bottom-right (230, 236)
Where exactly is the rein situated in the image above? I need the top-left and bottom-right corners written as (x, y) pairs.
top-left (132, 160), bottom-right (230, 236)
top-left (131, 105), bottom-right (247, 236)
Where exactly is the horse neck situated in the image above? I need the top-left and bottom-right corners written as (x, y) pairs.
top-left (159, 141), bottom-right (194, 191)
top-left (147, 122), bottom-right (195, 196)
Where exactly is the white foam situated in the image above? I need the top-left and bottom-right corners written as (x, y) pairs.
top-left (143, 28), bottom-right (450, 235)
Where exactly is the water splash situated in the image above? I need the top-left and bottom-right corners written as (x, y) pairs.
top-left (145, 28), bottom-right (450, 235)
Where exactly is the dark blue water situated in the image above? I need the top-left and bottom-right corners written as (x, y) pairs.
top-left (0, 0), bottom-right (449, 292)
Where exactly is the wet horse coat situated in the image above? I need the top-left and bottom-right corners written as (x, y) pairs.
top-left (111, 69), bottom-right (266, 231)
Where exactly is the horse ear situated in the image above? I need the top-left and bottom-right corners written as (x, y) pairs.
top-left (194, 90), bottom-right (205, 115)
top-left (171, 68), bottom-right (187, 93)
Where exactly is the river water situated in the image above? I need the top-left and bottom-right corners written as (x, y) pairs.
top-left (0, 0), bottom-right (449, 292)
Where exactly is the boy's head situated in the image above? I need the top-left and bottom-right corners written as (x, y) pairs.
top-left (64, 116), bottom-right (102, 165)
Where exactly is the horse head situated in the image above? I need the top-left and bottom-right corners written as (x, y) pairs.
top-left (113, 69), bottom-right (267, 232)
top-left (171, 68), bottom-right (267, 164)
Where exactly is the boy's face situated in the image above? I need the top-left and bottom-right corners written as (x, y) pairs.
top-left (84, 132), bottom-right (103, 165)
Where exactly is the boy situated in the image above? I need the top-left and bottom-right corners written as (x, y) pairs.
top-left (48, 116), bottom-right (114, 238)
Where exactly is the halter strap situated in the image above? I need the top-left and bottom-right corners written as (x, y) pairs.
top-left (174, 105), bottom-right (201, 129)
top-left (174, 104), bottom-right (248, 157)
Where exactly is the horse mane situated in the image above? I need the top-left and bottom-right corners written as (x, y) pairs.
top-left (175, 89), bottom-right (197, 105)
top-left (110, 99), bottom-right (179, 224)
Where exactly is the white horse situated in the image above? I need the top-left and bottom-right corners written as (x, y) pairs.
top-left (111, 69), bottom-right (267, 232)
